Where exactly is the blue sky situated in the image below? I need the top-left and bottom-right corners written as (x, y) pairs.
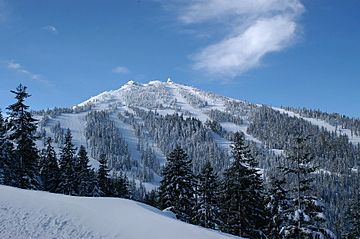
top-left (0, 0), bottom-right (359, 117)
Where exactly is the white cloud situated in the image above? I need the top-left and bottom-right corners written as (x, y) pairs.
top-left (164, 0), bottom-right (304, 78)
top-left (112, 66), bottom-right (130, 74)
top-left (42, 25), bottom-right (58, 34)
top-left (6, 60), bottom-right (44, 82)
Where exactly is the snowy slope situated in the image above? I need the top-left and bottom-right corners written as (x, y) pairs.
top-left (0, 185), bottom-right (240, 239)
top-left (273, 107), bottom-right (360, 145)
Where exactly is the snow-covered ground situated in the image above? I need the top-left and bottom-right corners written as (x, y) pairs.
top-left (0, 185), bottom-right (240, 239)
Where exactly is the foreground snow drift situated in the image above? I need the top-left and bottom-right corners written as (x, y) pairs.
top-left (0, 186), bottom-right (239, 239)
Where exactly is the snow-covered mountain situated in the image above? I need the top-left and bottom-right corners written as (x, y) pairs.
top-left (37, 79), bottom-right (360, 183)
top-left (0, 185), bottom-right (240, 239)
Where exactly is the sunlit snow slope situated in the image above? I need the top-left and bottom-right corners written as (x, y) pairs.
top-left (0, 185), bottom-right (240, 239)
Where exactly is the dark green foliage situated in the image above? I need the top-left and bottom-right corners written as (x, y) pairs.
top-left (267, 177), bottom-right (290, 239)
top-left (344, 190), bottom-right (360, 238)
top-left (159, 146), bottom-right (195, 223)
top-left (40, 138), bottom-right (60, 192)
top-left (193, 161), bottom-right (220, 229)
top-left (144, 189), bottom-right (159, 208)
top-left (221, 132), bottom-right (267, 238)
top-left (281, 134), bottom-right (335, 239)
top-left (75, 145), bottom-right (93, 196)
top-left (111, 172), bottom-right (130, 198)
top-left (97, 154), bottom-right (111, 196)
top-left (57, 129), bottom-right (77, 195)
top-left (6, 84), bottom-right (40, 189)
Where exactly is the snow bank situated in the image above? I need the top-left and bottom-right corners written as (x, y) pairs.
top-left (0, 185), bottom-right (240, 239)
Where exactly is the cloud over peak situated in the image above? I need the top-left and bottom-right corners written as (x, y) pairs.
top-left (167, 0), bottom-right (304, 78)
top-left (112, 66), bottom-right (130, 74)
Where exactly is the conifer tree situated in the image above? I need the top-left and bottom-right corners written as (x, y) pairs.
top-left (40, 138), bottom-right (60, 192)
top-left (221, 132), bottom-right (267, 238)
top-left (267, 176), bottom-right (290, 239)
top-left (57, 128), bottom-right (77, 195)
top-left (6, 84), bottom-right (40, 189)
top-left (0, 111), bottom-right (7, 184)
top-left (194, 161), bottom-right (220, 229)
top-left (111, 171), bottom-right (130, 198)
top-left (345, 190), bottom-right (360, 239)
top-left (159, 146), bottom-right (195, 223)
top-left (97, 154), bottom-right (111, 196)
top-left (281, 134), bottom-right (335, 239)
top-left (75, 145), bottom-right (93, 196)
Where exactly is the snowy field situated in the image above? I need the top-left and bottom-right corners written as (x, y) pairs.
top-left (0, 185), bottom-right (240, 239)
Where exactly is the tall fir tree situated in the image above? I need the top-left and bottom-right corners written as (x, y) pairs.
top-left (0, 110), bottom-right (16, 186)
top-left (111, 171), bottom-right (130, 198)
top-left (193, 161), bottom-right (221, 229)
top-left (281, 134), bottom-right (335, 239)
top-left (57, 128), bottom-right (77, 195)
top-left (267, 176), bottom-right (290, 239)
top-left (221, 132), bottom-right (267, 238)
top-left (6, 84), bottom-right (40, 189)
top-left (97, 154), bottom-right (111, 196)
top-left (75, 145), bottom-right (93, 196)
top-left (159, 146), bottom-right (195, 223)
top-left (40, 137), bottom-right (60, 192)
top-left (0, 110), bottom-right (6, 184)
top-left (345, 189), bottom-right (360, 239)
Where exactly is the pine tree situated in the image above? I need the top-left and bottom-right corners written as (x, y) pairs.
top-left (193, 161), bottom-right (220, 229)
top-left (281, 134), bottom-right (335, 239)
top-left (40, 137), bottom-right (60, 192)
top-left (221, 132), bottom-right (267, 238)
top-left (6, 84), bottom-right (40, 189)
top-left (345, 189), bottom-right (360, 238)
top-left (111, 172), bottom-right (130, 198)
top-left (0, 111), bottom-right (5, 183)
top-left (57, 129), bottom-right (77, 195)
top-left (97, 154), bottom-right (111, 196)
top-left (267, 176), bottom-right (290, 239)
top-left (159, 146), bottom-right (195, 223)
top-left (75, 145), bottom-right (93, 196)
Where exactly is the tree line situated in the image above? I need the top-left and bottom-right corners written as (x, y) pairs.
top-left (0, 85), bottom-right (129, 198)
top-left (1, 85), bottom-right (359, 238)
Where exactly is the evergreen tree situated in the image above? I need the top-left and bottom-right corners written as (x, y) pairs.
top-left (0, 110), bottom-right (6, 183)
top-left (345, 189), bottom-right (360, 239)
top-left (111, 172), bottom-right (130, 198)
top-left (281, 134), bottom-right (335, 239)
top-left (57, 128), bottom-right (77, 195)
top-left (97, 154), bottom-right (111, 196)
top-left (159, 146), bottom-right (195, 223)
top-left (6, 84), bottom-right (40, 189)
top-left (40, 138), bottom-right (60, 192)
top-left (194, 161), bottom-right (220, 229)
top-left (221, 132), bottom-right (267, 238)
top-left (267, 176), bottom-right (290, 239)
top-left (75, 145), bottom-right (93, 196)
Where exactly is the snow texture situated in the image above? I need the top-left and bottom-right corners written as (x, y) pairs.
top-left (0, 185), bottom-right (241, 239)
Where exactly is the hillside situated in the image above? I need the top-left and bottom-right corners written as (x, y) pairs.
top-left (0, 185), bottom-right (239, 239)
top-left (32, 79), bottom-right (360, 234)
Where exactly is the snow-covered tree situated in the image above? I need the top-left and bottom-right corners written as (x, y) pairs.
top-left (267, 176), bottom-right (290, 239)
top-left (6, 84), bottom-right (40, 189)
top-left (159, 146), bottom-right (195, 223)
top-left (57, 129), bottom-right (77, 195)
top-left (193, 161), bottom-right (221, 229)
top-left (75, 145), bottom-right (93, 196)
top-left (220, 132), bottom-right (267, 238)
top-left (97, 154), bottom-right (111, 196)
top-left (40, 137), bottom-right (60, 192)
top-left (281, 134), bottom-right (335, 239)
